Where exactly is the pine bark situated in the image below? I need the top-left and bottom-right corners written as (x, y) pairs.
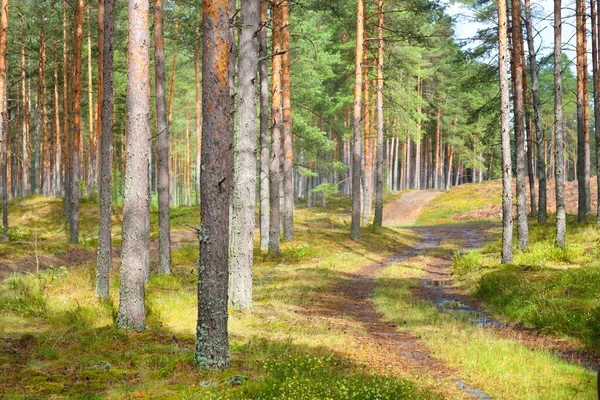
top-left (69, 1), bottom-right (83, 244)
top-left (229, 0), bottom-right (259, 310)
top-left (510, 0), bottom-right (529, 249)
top-left (269, 0), bottom-right (283, 254)
top-left (555, 0), bottom-right (566, 247)
top-left (351, 0), bottom-right (364, 240)
top-left (195, 0), bottom-right (233, 369)
top-left (280, 0), bottom-right (294, 240)
top-left (117, 0), bottom-right (152, 332)
top-left (21, 42), bottom-right (29, 197)
top-left (499, 0), bottom-right (513, 262)
top-left (153, 0), bottom-right (172, 275)
top-left (0, 0), bottom-right (7, 242)
top-left (96, 0), bottom-right (115, 298)
top-left (362, 43), bottom-right (372, 225)
top-left (194, 27), bottom-right (201, 205)
top-left (53, 37), bottom-right (61, 196)
top-left (594, 0), bottom-right (600, 226)
top-left (577, 0), bottom-right (591, 222)
top-left (87, 6), bottom-right (94, 194)
top-left (259, 0), bottom-right (270, 251)
top-left (373, 1), bottom-right (384, 228)
top-left (96, 0), bottom-right (104, 192)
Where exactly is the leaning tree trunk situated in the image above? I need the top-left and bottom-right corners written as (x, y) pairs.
top-left (117, 0), bottom-right (151, 332)
top-left (70, 0), bottom-right (84, 245)
top-left (577, 0), bottom-right (591, 222)
top-left (229, 0), bottom-right (259, 310)
top-left (269, 0), bottom-right (283, 255)
top-left (281, 0), bottom-right (294, 240)
top-left (259, 0), bottom-right (270, 251)
top-left (525, 0), bottom-right (546, 222)
top-left (153, 0), bottom-right (172, 275)
top-left (373, 0), bottom-right (384, 228)
top-left (96, 0), bottom-right (115, 298)
top-left (195, 0), bottom-right (233, 370)
top-left (351, 0), bottom-right (364, 240)
top-left (499, 0), bottom-right (513, 263)
top-left (555, 0), bottom-right (566, 247)
top-left (510, 0), bottom-right (528, 249)
top-left (0, 0), bottom-right (7, 242)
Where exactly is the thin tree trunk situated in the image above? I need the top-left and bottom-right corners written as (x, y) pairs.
top-left (592, 0), bottom-right (600, 226)
top-left (69, 2), bottom-right (83, 244)
top-left (362, 42), bottom-right (372, 225)
top-left (53, 37), bottom-right (61, 196)
top-left (259, 0), bottom-right (270, 251)
top-left (510, 0), bottom-right (528, 249)
top-left (555, 0), bottom-right (566, 247)
top-left (195, 0), bottom-right (232, 370)
top-left (499, 0), bottom-right (513, 262)
top-left (351, 0), bottom-right (364, 240)
top-left (0, 0), bottom-right (6, 241)
top-left (96, 0), bottom-right (115, 298)
top-left (577, 0), bottom-right (591, 221)
top-left (374, 1), bottom-right (384, 228)
top-left (87, 6), bottom-right (94, 195)
top-left (117, 0), bottom-right (151, 332)
top-left (269, 0), bottom-right (283, 255)
top-left (21, 40), bottom-right (29, 197)
top-left (62, 0), bottom-right (70, 215)
top-left (153, 0), bottom-right (172, 275)
top-left (96, 0), bottom-right (104, 194)
top-left (194, 27), bottom-right (201, 205)
top-left (280, 0), bottom-right (294, 240)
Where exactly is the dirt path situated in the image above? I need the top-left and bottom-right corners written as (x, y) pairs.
top-left (383, 190), bottom-right (442, 226)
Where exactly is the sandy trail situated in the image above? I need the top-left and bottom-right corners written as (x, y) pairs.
top-left (383, 190), bottom-right (441, 226)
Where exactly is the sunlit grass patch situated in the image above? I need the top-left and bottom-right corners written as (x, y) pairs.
top-left (374, 262), bottom-right (597, 399)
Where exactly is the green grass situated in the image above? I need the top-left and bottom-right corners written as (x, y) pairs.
top-left (0, 195), bottom-right (432, 399)
top-left (373, 259), bottom-right (597, 399)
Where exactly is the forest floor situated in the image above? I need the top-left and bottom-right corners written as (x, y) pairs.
top-left (0, 185), bottom-right (598, 399)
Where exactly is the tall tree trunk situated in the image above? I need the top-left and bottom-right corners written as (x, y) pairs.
top-left (525, 0), bottom-right (547, 222)
top-left (195, 0), bottom-right (233, 369)
top-left (62, 0), bottom-right (70, 216)
top-left (362, 42), bottom-right (372, 224)
top-left (351, 0), bottom-right (364, 240)
top-left (87, 6), bottom-right (95, 195)
top-left (21, 41), bottom-right (29, 197)
top-left (259, 0), bottom-right (270, 251)
top-left (280, 0), bottom-right (294, 240)
top-left (373, 1), bottom-right (384, 228)
top-left (499, 0), bottom-right (513, 262)
top-left (96, 0), bottom-right (104, 194)
top-left (117, 0), bottom-right (151, 332)
top-left (229, 0), bottom-right (259, 310)
top-left (96, 0), bottom-right (115, 298)
top-left (523, 59), bottom-right (537, 216)
top-left (415, 77), bottom-right (422, 189)
top-left (69, 1), bottom-right (83, 244)
top-left (594, 0), bottom-right (600, 226)
top-left (0, 0), bottom-right (6, 241)
top-left (53, 37), bottom-right (61, 196)
top-left (269, 0), bottom-right (283, 254)
top-left (555, 0), bottom-right (566, 247)
top-left (577, 0), bottom-right (591, 221)
top-left (510, 0), bottom-right (528, 249)
top-left (153, 0), bottom-right (172, 275)
top-left (434, 109), bottom-right (441, 190)
top-left (194, 27), bottom-right (201, 205)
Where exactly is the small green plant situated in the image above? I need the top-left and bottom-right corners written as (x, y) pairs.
top-left (47, 266), bottom-right (69, 281)
top-left (451, 250), bottom-right (484, 276)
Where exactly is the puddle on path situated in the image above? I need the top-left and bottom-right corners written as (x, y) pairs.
top-left (435, 299), bottom-right (503, 328)
top-left (456, 380), bottom-right (493, 399)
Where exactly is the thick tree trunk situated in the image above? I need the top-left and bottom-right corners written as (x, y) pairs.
top-left (280, 0), bottom-right (294, 240)
top-left (117, 0), bottom-right (151, 332)
top-left (195, 0), bottom-right (233, 369)
top-left (555, 0), bottom-right (566, 247)
top-left (499, 0), bottom-right (513, 262)
top-left (577, 0), bottom-right (591, 222)
top-left (510, 0), bottom-right (528, 249)
top-left (96, 0), bottom-right (115, 298)
top-left (69, 1), bottom-right (83, 244)
top-left (153, 0), bottom-right (172, 275)
top-left (259, 0), bottom-right (270, 251)
top-left (269, 1), bottom-right (283, 254)
top-left (229, 0), bottom-right (259, 310)
top-left (373, 1), bottom-right (384, 228)
top-left (351, 0), bottom-right (364, 240)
